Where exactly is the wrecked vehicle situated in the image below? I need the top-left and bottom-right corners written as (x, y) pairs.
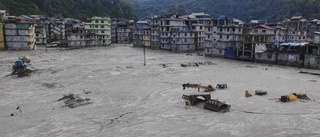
top-left (182, 83), bottom-right (215, 92)
top-left (204, 99), bottom-right (230, 113)
top-left (182, 94), bottom-right (230, 113)
top-left (255, 90), bottom-right (268, 95)
top-left (216, 83), bottom-right (228, 89)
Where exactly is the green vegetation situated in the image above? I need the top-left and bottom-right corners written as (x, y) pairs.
top-left (0, 0), bottom-right (136, 19)
top-left (131, 0), bottom-right (320, 22)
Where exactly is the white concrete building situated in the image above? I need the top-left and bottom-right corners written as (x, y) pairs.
top-left (150, 17), bottom-right (160, 49)
top-left (159, 15), bottom-right (195, 52)
top-left (49, 18), bottom-right (66, 40)
top-left (35, 25), bottom-right (47, 45)
top-left (0, 10), bottom-right (6, 19)
top-left (284, 16), bottom-right (308, 42)
top-left (67, 29), bottom-right (102, 47)
top-left (4, 21), bottom-right (36, 50)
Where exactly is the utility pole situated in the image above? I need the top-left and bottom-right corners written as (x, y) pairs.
top-left (143, 44), bottom-right (146, 66)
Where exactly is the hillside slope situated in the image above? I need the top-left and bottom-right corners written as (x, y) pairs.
top-left (0, 0), bottom-right (136, 19)
top-left (131, 0), bottom-right (320, 21)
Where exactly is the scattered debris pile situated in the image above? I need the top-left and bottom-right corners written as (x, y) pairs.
top-left (182, 83), bottom-right (215, 92)
top-left (57, 93), bottom-right (92, 108)
top-left (280, 93), bottom-right (311, 102)
top-left (279, 95), bottom-right (298, 102)
top-left (292, 93), bottom-right (311, 100)
top-left (299, 71), bottom-right (320, 76)
top-left (181, 61), bottom-right (215, 67)
top-left (11, 56), bottom-right (33, 77)
top-left (182, 94), bottom-right (230, 113)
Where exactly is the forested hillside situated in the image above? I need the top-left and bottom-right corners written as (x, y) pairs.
top-left (0, 0), bottom-right (136, 19)
top-left (131, 0), bottom-right (320, 22)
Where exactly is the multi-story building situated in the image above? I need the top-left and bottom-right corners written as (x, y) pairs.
top-left (207, 16), bottom-right (244, 58)
top-left (150, 17), bottom-right (160, 49)
top-left (111, 18), bottom-right (133, 44)
top-left (248, 24), bottom-right (287, 63)
top-left (0, 23), bottom-right (4, 50)
top-left (158, 14), bottom-right (194, 52)
top-left (85, 17), bottom-right (111, 46)
top-left (4, 21), bottom-right (36, 50)
top-left (143, 27), bottom-right (151, 47)
top-left (67, 28), bottom-right (102, 48)
top-left (284, 16), bottom-right (308, 42)
top-left (189, 13), bottom-right (210, 52)
top-left (35, 25), bottom-right (47, 45)
top-left (111, 19), bottom-right (117, 43)
top-left (133, 20), bottom-right (149, 47)
top-left (48, 18), bottom-right (66, 40)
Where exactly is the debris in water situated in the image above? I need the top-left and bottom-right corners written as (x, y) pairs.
top-left (57, 93), bottom-right (92, 108)
top-left (255, 90), bottom-right (268, 96)
top-left (245, 90), bottom-right (252, 97)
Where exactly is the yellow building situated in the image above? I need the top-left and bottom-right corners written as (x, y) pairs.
top-left (0, 23), bottom-right (4, 50)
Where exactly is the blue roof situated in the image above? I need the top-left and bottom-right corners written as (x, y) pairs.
top-left (280, 42), bottom-right (309, 46)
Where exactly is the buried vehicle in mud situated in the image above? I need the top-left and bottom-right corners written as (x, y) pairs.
top-left (182, 94), bottom-right (230, 113)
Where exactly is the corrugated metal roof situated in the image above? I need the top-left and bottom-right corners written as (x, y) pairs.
top-left (136, 20), bottom-right (148, 24)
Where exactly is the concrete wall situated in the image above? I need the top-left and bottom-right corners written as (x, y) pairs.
top-left (255, 52), bottom-right (277, 63)
top-left (304, 55), bottom-right (320, 69)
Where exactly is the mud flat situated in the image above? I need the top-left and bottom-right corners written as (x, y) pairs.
top-left (0, 44), bottom-right (320, 137)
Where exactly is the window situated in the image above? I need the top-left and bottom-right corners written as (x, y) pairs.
top-left (101, 25), bottom-right (104, 28)
top-left (227, 28), bottom-right (229, 32)
top-left (95, 25), bottom-right (98, 28)
top-left (220, 35), bottom-right (222, 39)
top-left (101, 30), bottom-right (105, 33)
top-left (267, 54), bottom-right (272, 59)
top-left (262, 30), bottom-right (266, 33)
top-left (200, 26), bottom-right (203, 30)
top-left (185, 39), bottom-right (187, 43)
top-left (101, 20), bottom-right (104, 23)
top-left (227, 35), bottom-right (229, 39)
top-left (95, 20), bottom-right (98, 23)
